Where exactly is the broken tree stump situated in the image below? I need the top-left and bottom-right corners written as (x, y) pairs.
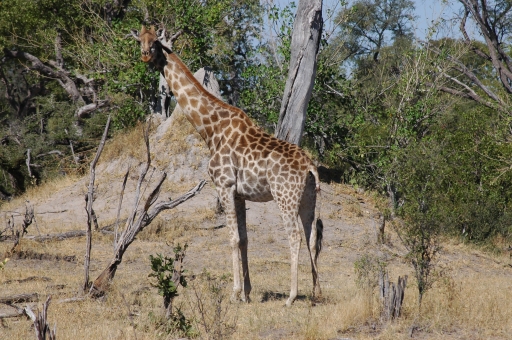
top-left (379, 271), bottom-right (407, 321)
top-left (24, 295), bottom-right (56, 340)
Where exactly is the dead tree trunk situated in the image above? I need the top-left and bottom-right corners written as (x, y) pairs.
top-left (379, 271), bottom-right (407, 321)
top-left (275, 0), bottom-right (323, 145)
top-left (83, 115), bottom-right (111, 293)
top-left (24, 295), bottom-right (56, 340)
top-left (89, 122), bottom-right (206, 297)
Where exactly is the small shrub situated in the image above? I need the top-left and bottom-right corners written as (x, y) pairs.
top-left (189, 271), bottom-right (238, 340)
top-left (354, 254), bottom-right (387, 317)
top-left (354, 254), bottom-right (387, 291)
top-left (148, 244), bottom-right (192, 336)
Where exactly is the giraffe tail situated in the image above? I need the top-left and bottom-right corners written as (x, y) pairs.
top-left (308, 164), bottom-right (323, 261)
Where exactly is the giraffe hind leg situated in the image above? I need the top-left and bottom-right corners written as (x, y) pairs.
top-left (283, 211), bottom-right (301, 307)
top-left (299, 174), bottom-right (322, 300)
top-left (235, 196), bottom-right (251, 302)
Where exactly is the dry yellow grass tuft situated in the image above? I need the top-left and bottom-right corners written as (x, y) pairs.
top-left (98, 122), bottom-right (149, 165)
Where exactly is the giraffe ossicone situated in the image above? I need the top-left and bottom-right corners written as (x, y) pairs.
top-left (132, 25), bottom-right (323, 306)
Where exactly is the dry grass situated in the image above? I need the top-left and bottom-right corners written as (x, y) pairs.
top-left (2, 214), bottom-right (511, 340)
top-left (98, 122), bottom-right (150, 165)
top-left (1, 129), bottom-right (512, 339)
top-left (160, 111), bottom-right (203, 155)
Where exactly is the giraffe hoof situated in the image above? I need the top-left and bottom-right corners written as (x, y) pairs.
top-left (230, 294), bottom-right (240, 304)
top-left (285, 298), bottom-right (294, 307)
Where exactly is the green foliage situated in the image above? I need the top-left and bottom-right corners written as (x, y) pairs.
top-left (239, 2), bottom-right (295, 128)
top-left (0, 0), bottom-right (264, 198)
top-left (148, 244), bottom-right (188, 304)
top-left (393, 140), bottom-right (444, 305)
top-left (148, 244), bottom-right (192, 336)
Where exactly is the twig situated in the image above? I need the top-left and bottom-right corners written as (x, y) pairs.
top-left (114, 167), bottom-right (130, 250)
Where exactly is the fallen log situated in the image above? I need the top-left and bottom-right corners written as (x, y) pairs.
top-left (0, 293), bottom-right (39, 304)
top-left (22, 225), bottom-right (117, 242)
top-left (0, 304), bottom-right (36, 319)
top-left (25, 230), bottom-right (86, 242)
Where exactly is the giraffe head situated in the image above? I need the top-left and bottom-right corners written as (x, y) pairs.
top-left (130, 25), bottom-right (182, 63)
top-left (130, 25), bottom-right (159, 63)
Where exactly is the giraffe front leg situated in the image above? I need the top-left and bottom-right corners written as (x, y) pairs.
top-left (217, 187), bottom-right (246, 303)
top-left (235, 196), bottom-right (252, 302)
top-left (228, 213), bottom-right (243, 302)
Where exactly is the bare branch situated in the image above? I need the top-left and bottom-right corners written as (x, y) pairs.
top-left (458, 0), bottom-right (512, 94)
top-left (36, 150), bottom-right (64, 158)
top-left (114, 167), bottom-right (130, 249)
top-left (55, 32), bottom-right (63, 69)
top-left (4, 48), bottom-right (84, 103)
top-left (26, 149), bottom-right (33, 178)
top-left (129, 29), bottom-right (140, 42)
top-left (76, 100), bottom-right (110, 118)
top-left (25, 295), bottom-right (56, 340)
top-left (84, 114), bottom-right (111, 292)
top-left (90, 179), bottom-right (206, 297)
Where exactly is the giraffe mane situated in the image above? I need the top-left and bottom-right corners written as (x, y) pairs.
top-left (167, 53), bottom-right (254, 122)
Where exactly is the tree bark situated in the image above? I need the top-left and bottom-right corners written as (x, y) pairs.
top-left (275, 0), bottom-right (323, 145)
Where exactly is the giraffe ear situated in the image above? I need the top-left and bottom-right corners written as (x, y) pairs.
top-left (149, 25), bottom-right (156, 35)
top-left (156, 28), bottom-right (165, 40)
top-left (140, 25), bottom-right (147, 34)
top-left (130, 29), bottom-right (141, 42)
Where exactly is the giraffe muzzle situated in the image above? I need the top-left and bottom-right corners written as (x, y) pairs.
top-left (141, 51), bottom-right (151, 62)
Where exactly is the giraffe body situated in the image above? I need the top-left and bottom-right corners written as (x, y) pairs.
top-left (133, 26), bottom-right (322, 306)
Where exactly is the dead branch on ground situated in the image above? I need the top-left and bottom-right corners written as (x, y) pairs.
top-left (0, 293), bottom-right (39, 304)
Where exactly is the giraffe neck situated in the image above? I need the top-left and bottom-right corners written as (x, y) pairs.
top-left (159, 51), bottom-right (254, 153)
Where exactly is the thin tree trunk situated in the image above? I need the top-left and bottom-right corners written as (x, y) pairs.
top-left (83, 115), bottom-right (111, 293)
top-left (275, 0), bottom-right (323, 145)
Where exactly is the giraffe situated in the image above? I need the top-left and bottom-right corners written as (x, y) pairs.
top-left (131, 26), bottom-right (323, 306)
